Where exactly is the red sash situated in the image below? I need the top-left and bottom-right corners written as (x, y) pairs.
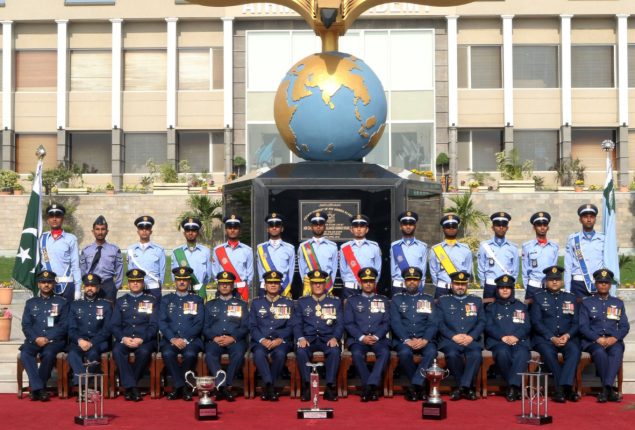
top-left (341, 244), bottom-right (362, 284)
top-left (215, 246), bottom-right (248, 301)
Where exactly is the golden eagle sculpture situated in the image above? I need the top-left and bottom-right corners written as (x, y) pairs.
top-left (187, 1), bottom-right (475, 50)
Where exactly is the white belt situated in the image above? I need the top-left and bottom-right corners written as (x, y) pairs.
top-left (528, 279), bottom-right (542, 288)
top-left (145, 279), bottom-right (160, 290)
top-left (344, 281), bottom-right (357, 289)
top-left (486, 278), bottom-right (496, 285)
top-left (56, 276), bottom-right (73, 283)
top-left (573, 275), bottom-right (585, 282)
top-left (235, 281), bottom-right (246, 289)
top-left (193, 283), bottom-right (202, 291)
top-left (392, 280), bottom-right (404, 288)
top-left (436, 281), bottom-right (449, 289)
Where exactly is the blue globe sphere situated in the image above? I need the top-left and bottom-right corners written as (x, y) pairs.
top-left (274, 52), bottom-right (387, 161)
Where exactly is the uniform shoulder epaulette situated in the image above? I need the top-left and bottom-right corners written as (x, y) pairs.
top-left (368, 240), bottom-right (380, 246)
top-left (438, 295), bottom-right (451, 301)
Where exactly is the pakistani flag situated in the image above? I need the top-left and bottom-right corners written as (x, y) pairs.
top-left (602, 155), bottom-right (620, 296)
top-left (12, 158), bottom-right (43, 295)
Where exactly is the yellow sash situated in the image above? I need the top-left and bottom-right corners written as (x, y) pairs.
top-left (432, 244), bottom-right (458, 275)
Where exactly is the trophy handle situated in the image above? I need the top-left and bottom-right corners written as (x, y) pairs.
top-left (214, 370), bottom-right (227, 388)
top-left (184, 370), bottom-right (197, 390)
top-left (443, 368), bottom-right (450, 378)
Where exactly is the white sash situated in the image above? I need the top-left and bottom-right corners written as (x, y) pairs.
top-left (127, 248), bottom-right (160, 288)
top-left (482, 242), bottom-right (511, 278)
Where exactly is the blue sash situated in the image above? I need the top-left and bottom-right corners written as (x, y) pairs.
top-left (258, 243), bottom-right (291, 295)
top-left (41, 233), bottom-right (72, 295)
top-left (573, 234), bottom-right (596, 293)
top-left (391, 242), bottom-right (411, 274)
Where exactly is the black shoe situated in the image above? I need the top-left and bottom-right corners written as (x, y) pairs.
top-left (449, 388), bottom-right (461, 401)
top-left (167, 387), bottom-right (183, 400)
top-left (224, 386), bottom-right (236, 402)
top-left (597, 386), bottom-right (609, 403)
top-left (515, 386), bottom-right (523, 401)
top-left (552, 387), bottom-right (566, 403)
top-left (270, 386), bottom-right (279, 402)
top-left (39, 390), bottom-right (50, 402)
top-left (323, 384), bottom-right (338, 402)
top-left (506, 386), bottom-right (516, 402)
top-left (360, 386), bottom-right (370, 402)
top-left (416, 384), bottom-right (427, 401)
top-left (301, 383), bottom-right (311, 402)
top-left (404, 386), bottom-right (419, 402)
top-left (124, 389), bottom-right (132, 401)
top-left (464, 387), bottom-right (478, 401)
top-left (129, 387), bottom-right (143, 402)
top-left (369, 384), bottom-right (379, 401)
top-left (608, 387), bottom-right (621, 403)
top-left (214, 387), bottom-right (225, 401)
top-left (183, 388), bottom-right (193, 402)
top-left (30, 389), bottom-right (42, 401)
top-left (564, 386), bottom-right (579, 402)
top-left (261, 383), bottom-right (272, 401)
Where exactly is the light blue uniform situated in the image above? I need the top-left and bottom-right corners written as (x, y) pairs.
top-left (339, 239), bottom-right (382, 298)
top-left (389, 238), bottom-right (428, 294)
top-left (297, 237), bottom-right (339, 282)
top-left (211, 242), bottom-right (254, 286)
top-left (170, 244), bottom-right (213, 290)
top-left (564, 231), bottom-right (605, 295)
top-left (428, 241), bottom-right (473, 294)
top-left (477, 238), bottom-right (519, 298)
top-left (521, 239), bottom-right (559, 300)
top-left (126, 242), bottom-right (166, 299)
top-left (80, 242), bottom-right (124, 289)
top-left (256, 240), bottom-right (296, 294)
top-left (40, 231), bottom-right (82, 300)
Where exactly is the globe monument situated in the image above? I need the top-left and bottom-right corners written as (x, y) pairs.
top-left (188, 0), bottom-right (476, 296)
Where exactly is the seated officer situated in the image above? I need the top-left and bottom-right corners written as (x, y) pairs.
top-left (484, 275), bottom-right (531, 402)
top-left (344, 267), bottom-right (390, 402)
top-left (203, 271), bottom-right (249, 401)
top-left (20, 270), bottom-right (69, 401)
top-left (293, 270), bottom-right (342, 402)
top-left (159, 267), bottom-right (204, 401)
top-left (68, 273), bottom-right (112, 392)
top-left (579, 269), bottom-right (630, 403)
top-left (249, 270), bottom-right (294, 401)
top-left (111, 269), bottom-right (159, 402)
top-left (389, 267), bottom-right (438, 401)
top-left (437, 271), bottom-right (484, 401)
top-left (530, 266), bottom-right (581, 403)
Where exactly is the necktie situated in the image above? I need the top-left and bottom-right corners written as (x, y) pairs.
top-left (89, 245), bottom-right (103, 273)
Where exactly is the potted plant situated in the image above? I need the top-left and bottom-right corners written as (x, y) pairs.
top-left (495, 149), bottom-right (535, 193)
top-left (13, 183), bottom-right (25, 196)
top-left (105, 182), bottom-right (115, 195)
top-left (0, 169), bottom-right (20, 195)
top-left (149, 160), bottom-right (191, 195)
top-left (0, 307), bottom-right (12, 341)
top-left (233, 156), bottom-right (246, 177)
top-left (574, 179), bottom-right (584, 192)
top-left (0, 281), bottom-right (13, 305)
top-left (467, 179), bottom-right (480, 192)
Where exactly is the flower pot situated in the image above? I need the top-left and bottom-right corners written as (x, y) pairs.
top-left (470, 186), bottom-right (478, 193)
top-left (13, 190), bottom-right (23, 196)
top-left (0, 288), bottom-right (12, 305)
top-left (200, 188), bottom-right (208, 195)
top-left (574, 186), bottom-right (583, 192)
top-left (0, 318), bottom-right (10, 341)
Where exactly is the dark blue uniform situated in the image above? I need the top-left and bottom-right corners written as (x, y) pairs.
top-left (344, 293), bottom-right (391, 387)
top-left (203, 297), bottom-right (249, 386)
top-left (485, 297), bottom-right (531, 387)
top-left (20, 295), bottom-right (69, 391)
top-left (249, 296), bottom-right (294, 386)
top-left (530, 289), bottom-right (581, 388)
top-left (159, 293), bottom-right (204, 390)
top-left (437, 295), bottom-right (485, 389)
top-left (579, 295), bottom-right (630, 387)
top-left (110, 293), bottom-right (159, 389)
top-left (293, 295), bottom-right (343, 385)
top-left (67, 297), bottom-right (112, 384)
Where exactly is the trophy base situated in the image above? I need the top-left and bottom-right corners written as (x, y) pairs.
top-left (422, 401), bottom-right (447, 420)
top-left (297, 408), bottom-right (334, 419)
top-left (74, 416), bottom-right (110, 426)
top-left (195, 402), bottom-right (219, 421)
top-left (516, 415), bottom-right (553, 425)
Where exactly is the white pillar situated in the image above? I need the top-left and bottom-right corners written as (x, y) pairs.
top-left (446, 16), bottom-right (458, 127)
top-left (560, 15), bottom-right (573, 126)
top-left (222, 17), bottom-right (234, 129)
top-left (502, 15), bottom-right (514, 127)
top-left (111, 19), bottom-right (123, 129)
top-left (166, 18), bottom-right (178, 129)
top-left (617, 14), bottom-right (629, 127)
top-left (56, 20), bottom-right (68, 130)
top-left (1, 21), bottom-right (13, 130)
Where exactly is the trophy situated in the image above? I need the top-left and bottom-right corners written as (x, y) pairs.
top-left (297, 362), bottom-right (334, 419)
top-left (517, 360), bottom-right (552, 425)
top-left (74, 361), bottom-right (109, 426)
top-left (421, 359), bottom-right (450, 420)
top-left (185, 370), bottom-right (227, 421)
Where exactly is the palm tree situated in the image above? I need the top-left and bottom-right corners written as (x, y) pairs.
top-left (444, 191), bottom-right (489, 237)
top-left (177, 196), bottom-right (223, 246)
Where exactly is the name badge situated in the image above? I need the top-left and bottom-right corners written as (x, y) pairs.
top-left (465, 303), bottom-right (478, 317)
top-left (47, 316), bottom-right (55, 327)
top-left (488, 258), bottom-right (494, 267)
top-left (562, 301), bottom-right (574, 315)
top-left (416, 300), bottom-right (432, 314)
top-left (370, 300), bottom-right (385, 313)
top-left (531, 259), bottom-right (538, 268)
top-left (227, 304), bottom-right (242, 318)
top-left (96, 306), bottom-right (104, 320)
top-left (606, 306), bottom-right (621, 320)
top-left (512, 310), bottom-right (525, 324)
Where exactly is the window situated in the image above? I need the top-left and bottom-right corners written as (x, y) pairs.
top-left (69, 132), bottom-right (111, 173)
top-left (65, 1), bottom-right (115, 4)
top-left (391, 123), bottom-right (434, 171)
top-left (629, 45), bottom-right (635, 88)
top-left (363, 131), bottom-right (389, 166)
top-left (15, 134), bottom-right (57, 173)
top-left (15, 50), bottom-right (57, 91)
top-left (177, 131), bottom-right (226, 173)
top-left (514, 130), bottom-right (558, 171)
top-left (124, 133), bottom-right (167, 173)
top-left (124, 50), bottom-right (166, 91)
top-left (571, 129), bottom-right (616, 171)
top-left (457, 131), bottom-right (471, 171)
top-left (178, 48), bottom-right (223, 90)
top-left (458, 45), bottom-right (502, 89)
top-left (461, 129), bottom-right (503, 171)
top-left (70, 50), bottom-right (111, 91)
top-left (572, 45), bottom-right (614, 88)
top-left (247, 124), bottom-right (290, 171)
top-left (513, 46), bottom-right (558, 88)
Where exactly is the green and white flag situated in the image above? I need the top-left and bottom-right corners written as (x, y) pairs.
top-left (12, 158), bottom-right (43, 295)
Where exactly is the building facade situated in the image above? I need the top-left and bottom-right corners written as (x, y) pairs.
top-left (0, 0), bottom-right (634, 189)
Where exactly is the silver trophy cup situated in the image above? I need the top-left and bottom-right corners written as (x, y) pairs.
top-left (420, 359), bottom-right (450, 419)
top-left (185, 370), bottom-right (227, 420)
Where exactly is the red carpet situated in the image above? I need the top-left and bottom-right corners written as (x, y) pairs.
top-left (2, 394), bottom-right (633, 429)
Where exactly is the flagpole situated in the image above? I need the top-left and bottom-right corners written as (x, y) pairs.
top-left (601, 139), bottom-right (618, 296)
top-left (34, 145), bottom-right (46, 272)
